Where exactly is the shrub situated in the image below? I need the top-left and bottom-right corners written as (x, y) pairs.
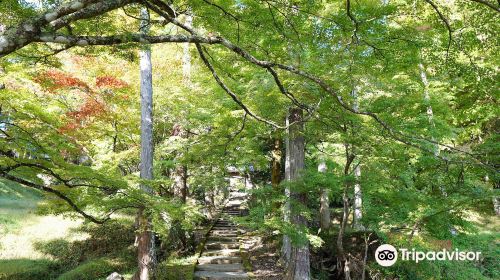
top-left (0, 259), bottom-right (58, 280)
top-left (56, 257), bottom-right (128, 280)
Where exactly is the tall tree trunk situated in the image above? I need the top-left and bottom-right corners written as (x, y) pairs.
top-left (283, 108), bottom-right (310, 280)
top-left (494, 196), bottom-right (500, 216)
top-left (271, 138), bottom-right (282, 188)
top-left (353, 164), bottom-right (363, 230)
top-left (271, 138), bottom-right (282, 211)
top-left (419, 62), bottom-right (449, 200)
top-left (172, 161), bottom-right (187, 202)
top-left (182, 12), bottom-right (192, 83)
top-left (485, 175), bottom-right (500, 216)
top-left (350, 88), bottom-right (364, 231)
top-left (171, 124), bottom-right (187, 203)
top-left (337, 143), bottom-right (354, 279)
top-left (318, 161), bottom-right (331, 231)
top-left (134, 8), bottom-right (155, 280)
top-left (419, 63), bottom-right (439, 157)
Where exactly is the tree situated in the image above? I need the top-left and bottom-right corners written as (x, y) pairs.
top-left (351, 88), bottom-right (364, 231)
top-left (283, 107), bottom-right (310, 280)
top-left (134, 7), bottom-right (156, 280)
top-left (318, 160), bottom-right (330, 231)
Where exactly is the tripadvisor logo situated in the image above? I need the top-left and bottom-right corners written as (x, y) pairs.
top-left (375, 244), bottom-right (398, 266)
top-left (375, 244), bottom-right (482, 267)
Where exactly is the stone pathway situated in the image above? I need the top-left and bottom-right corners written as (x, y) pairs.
top-left (195, 192), bottom-right (249, 280)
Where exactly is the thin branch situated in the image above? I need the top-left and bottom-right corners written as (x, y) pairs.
top-left (423, 0), bottom-right (453, 58)
top-left (195, 43), bottom-right (284, 128)
top-left (1, 172), bottom-right (109, 224)
top-left (346, 0), bottom-right (360, 43)
top-left (223, 112), bottom-right (248, 154)
top-left (266, 67), bottom-right (310, 111)
top-left (50, 0), bottom-right (137, 30)
top-left (469, 0), bottom-right (500, 13)
top-left (0, 150), bottom-right (113, 190)
top-left (121, 6), bottom-right (168, 25)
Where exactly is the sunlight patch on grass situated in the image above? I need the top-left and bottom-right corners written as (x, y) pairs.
top-left (0, 179), bottom-right (85, 260)
top-left (466, 211), bottom-right (500, 235)
top-left (0, 215), bottom-right (84, 260)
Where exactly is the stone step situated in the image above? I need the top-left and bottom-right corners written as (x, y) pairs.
top-left (196, 263), bottom-right (244, 272)
top-left (214, 224), bottom-right (235, 227)
top-left (211, 229), bottom-right (238, 232)
top-left (214, 223), bottom-right (235, 227)
top-left (213, 225), bottom-right (235, 229)
top-left (210, 231), bottom-right (238, 237)
top-left (205, 242), bottom-right (240, 250)
top-left (212, 227), bottom-right (237, 231)
top-left (212, 228), bottom-right (236, 232)
top-left (207, 236), bottom-right (239, 242)
top-left (211, 229), bottom-right (237, 233)
top-left (202, 249), bottom-right (240, 257)
top-left (194, 271), bottom-right (249, 280)
top-left (198, 256), bottom-right (242, 265)
top-left (210, 232), bottom-right (239, 236)
top-left (226, 204), bottom-right (243, 208)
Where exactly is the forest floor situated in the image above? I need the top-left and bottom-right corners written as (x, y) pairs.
top-left (0, 179), bottom-right (136, 280)
top-left (242, 235), bottom-right (283, 280)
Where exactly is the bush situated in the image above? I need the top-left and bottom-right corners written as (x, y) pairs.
top-left (56, 257), bottom-right (128, 280)
top-left (29, 219), bottom-right (136, 279)
top-left (34, 220), bottom-right (136, 267)
top-left (0, 259), bottom-right (58, 280)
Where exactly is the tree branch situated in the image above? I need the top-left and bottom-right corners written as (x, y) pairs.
top-left (469, 0), bottom-right (500, 13)
top-left (0, 0), bottom-right (124, 56)
top-left (31, 33), bottom-right (222, 46)
top-left (423, 0), bottom-right (453, 58)
top-left (0, 173), bottom-right (109, 224)
top-left (50, 0), bottom-right (137, 30)
top-left (194, 43), bottom-right (284, 128)
top-left (346, 0), bottom-right (360, 43)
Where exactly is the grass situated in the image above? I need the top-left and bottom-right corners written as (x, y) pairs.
top-left (0, 259), bottom-right (59, 280)
top-left (56, 257), bottom-right (132, 280)
top-left (0, 179), bottom-right (136, 279)
top-left (0, 179), bottom-right (84, 260)
top-left (0, 178), bottom-right (43, 234)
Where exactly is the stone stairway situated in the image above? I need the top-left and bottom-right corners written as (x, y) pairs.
top-left (195, 192), bottom-right (249, 280)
